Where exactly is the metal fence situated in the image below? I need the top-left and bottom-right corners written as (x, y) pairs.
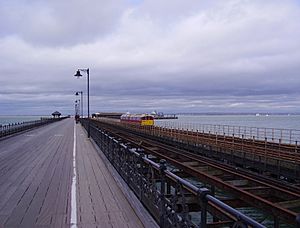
top-left (0, 117), bottom-right (69, 138)
top-left (156, 121), bottom-right (300, 145)
top-left (82, 119), bottom-right (265, 228)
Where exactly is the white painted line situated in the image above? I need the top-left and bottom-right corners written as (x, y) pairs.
top-left (70, 122), bottom-right (77, 228)
top-left (25, 134), bottom-right (36, 137)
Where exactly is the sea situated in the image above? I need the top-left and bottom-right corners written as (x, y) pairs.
top-left (1, 114), bottom-right (297, 226)
top-left (0, 116), bottom-right (51, 125)
top-left (156, 114), bottom-right (299, 227)
top-left (155, 114), bottom-right (300, 130)
top-left (2, 114), bottom-right (300, 129)
top-left (155, 114), bottom-right (300, 144)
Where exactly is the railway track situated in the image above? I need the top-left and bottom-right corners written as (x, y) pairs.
top-left (108, 121), bottom-right (300, 181)
top-left (101, 120), bottom-right (300, 192)
top-left (92, 120), bottom-right (300, 227)
top-left (177, 129), bottom-right (300, 163)
top-left (145, 126), bottom-right (300, 164)
top-left (97, 118), bottom-right (300, 172)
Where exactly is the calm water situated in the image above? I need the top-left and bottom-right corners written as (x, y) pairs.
top-left (155, 114), bottom-right (300, 143)
top-left (1, 114), bottom-right (296, 226)
top-left (160, 117), bottom-right (298, 227)
top-left (156, 114), bottom-right (300, 130)
top-left (0, 116), bottom-right (50, 125)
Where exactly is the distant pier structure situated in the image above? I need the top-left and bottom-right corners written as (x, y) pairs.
top-left (151, 110), bottom-right (178, 119)
top-left (92, 111), bottom-right (178, 120)
top-left (52, 111), bottom-right (61, 118)
top-left (1, 115), bottom-right (300, 227)
top-left (92, 112), bottom-right (123, 119)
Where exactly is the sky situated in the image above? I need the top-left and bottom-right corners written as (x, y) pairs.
top-left (0, 0), bottom-right (300, 115)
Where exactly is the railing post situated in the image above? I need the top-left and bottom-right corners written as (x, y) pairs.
top-left (138, 152), bottom-right (144, 200)
top-left (159, 159), bottom-right (167, 227)
top-left (296, 214), bottom-right (300, 228)
top-left (198, 187), bottom-right (210, 228)
top-left (264, 137), bottom-right (267, 172)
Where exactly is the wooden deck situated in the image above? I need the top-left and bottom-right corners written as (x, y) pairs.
top-left (0, 119), bottom-right (149, 228)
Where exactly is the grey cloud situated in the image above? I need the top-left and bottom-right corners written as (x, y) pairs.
top-left (1, 0), bottom-right (300, 115)
top-left (0, 0), bottom-right (127, 46)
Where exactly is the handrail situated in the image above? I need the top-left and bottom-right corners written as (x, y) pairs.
top-left (81, 119), bottom-right (273, 227)
top-left (156, 121), bottom-right (300, 145)
top-left (0, 117), bottom-right (69, 138)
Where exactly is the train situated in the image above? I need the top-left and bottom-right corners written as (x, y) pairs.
top-left (120, 113), bottom-right (154, 126)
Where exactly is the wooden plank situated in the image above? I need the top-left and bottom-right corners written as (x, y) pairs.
top-left (36, 121), bottom-right (73, 227)
top-left (276, 199), bottom-right (300, 209)
top-left (75, 125), bottom-right (144, 228)
top-left (0, 140), bottom-right (57, 225)
top-left (22, 137), bottom-right (67, 226)
top-left (5, 140), bottom-right (60, 226)
top-left (76, 139), bottom-right (97, 226)
top-left (89, 130), bottom-right (159, 228)
top-left (48, 139), bottom-right (73, 228)
top-left (0, 119), bottom-right (148, 227)
top-left (0, 119), bottom-right (74, 227)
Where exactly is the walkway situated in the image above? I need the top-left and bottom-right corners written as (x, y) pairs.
top-left (75, 123), bottom-right (144, 228)
top-left (0, 118), bottom-right (146, 228)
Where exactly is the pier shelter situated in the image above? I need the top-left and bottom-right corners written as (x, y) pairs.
top-left (51, 111), bottom-right (61, 118)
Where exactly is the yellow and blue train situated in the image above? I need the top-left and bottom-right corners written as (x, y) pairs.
top-left (120, 114), bottom-right (154, 126)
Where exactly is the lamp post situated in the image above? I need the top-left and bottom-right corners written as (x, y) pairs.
top-left (74, 68), bottom-right (90, 138)
top-left (75, 91), bottom-right (83, 118)
top-left (75, 99), bottom-right (80, 116)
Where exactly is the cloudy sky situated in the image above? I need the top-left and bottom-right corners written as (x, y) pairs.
top-left (1, 0), bottom-right (300, 115)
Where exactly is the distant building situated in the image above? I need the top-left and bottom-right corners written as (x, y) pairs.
top-left (92, 112), bottom-right (123, 119)
top-left (52, 111), bottom-right (61, 118)
top-left (151, 110), bottom-right (178, 119)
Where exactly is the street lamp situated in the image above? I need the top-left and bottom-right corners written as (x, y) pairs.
top-left (75, 99), bottom-right (80, 116)
top-left (75, 91), bottom-right (83, 118)
top-left (74, 68), bottom-right (90, 138)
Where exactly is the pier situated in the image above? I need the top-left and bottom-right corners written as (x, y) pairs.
top-left (0, 118), bottom-right (300, 227)
top-left (2, 1), bottom-right (300, 227)
top-left (0, 118), bottom-right (154, 227)
top-left (88, 118), bottom-right (300, 227)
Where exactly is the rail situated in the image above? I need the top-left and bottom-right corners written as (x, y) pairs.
top-left (93, 118), bottom-right (300, 181)
top-left (90, 119), bottom-right (300, 226)
top-left (81, 119), bottom-right (266, 228)
top-left (0, 117), bottom-right (69, 138)
top-left (156, 121), bottom-right (300, 145)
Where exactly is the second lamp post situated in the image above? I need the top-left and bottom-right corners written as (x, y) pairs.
top-left (74, 68), bottom-right (90, 138)
top-left (75, 91), bottom-right (83, 118)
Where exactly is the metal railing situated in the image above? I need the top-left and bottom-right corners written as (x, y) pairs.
top-left (94, 118), bottom-right (300, 183)
top-left (156, 121), bottom-right (300, 145)
top-left (0, 117), bottom-right (69, 138)
top-left (81, 119), bottom-right (266, 228)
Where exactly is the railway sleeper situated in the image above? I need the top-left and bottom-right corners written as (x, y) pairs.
top-left (91, 120), bottom-right (300, 226)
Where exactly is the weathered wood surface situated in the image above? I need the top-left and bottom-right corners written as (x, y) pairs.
top-left (76, 124), bottom-right (144, 228)
top-left (0, 119), bottom-right (73, 228)
top-left (89, 137), bottom-right (159, 228)
top-left (0, 119), bottom-right (146, 228)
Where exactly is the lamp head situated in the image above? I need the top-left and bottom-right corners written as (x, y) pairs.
top-left (75, 92), bottom-right (79, 96)
top-left (74, 70), bottom-right (82, 78)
